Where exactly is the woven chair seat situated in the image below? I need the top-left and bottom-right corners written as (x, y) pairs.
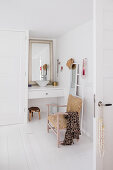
top-left (48, 114), bottom-right (67, 129)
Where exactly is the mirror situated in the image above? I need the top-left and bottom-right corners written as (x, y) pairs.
top-left (29, 39), bottom-right (53, 84)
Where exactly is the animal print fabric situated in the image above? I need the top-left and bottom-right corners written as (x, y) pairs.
top-left (62, 112), bottom-right (81, 145)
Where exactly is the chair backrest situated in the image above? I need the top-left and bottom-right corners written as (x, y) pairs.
top-left (66, 94), bottom-right (82, 115)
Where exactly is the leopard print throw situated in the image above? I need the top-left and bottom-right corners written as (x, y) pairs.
top-left (62, 112), bottom-right (81, 145)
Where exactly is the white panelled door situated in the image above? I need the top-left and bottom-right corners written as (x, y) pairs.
top-left (94, 0), bottom-right (113, 169)
top-left (0, 31), bottom-right (27, 125)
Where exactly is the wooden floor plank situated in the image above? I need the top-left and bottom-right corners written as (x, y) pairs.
top-left (7, 131), bottom-right (29, 170)
top-left (0, 136), bottom-right (9, 170)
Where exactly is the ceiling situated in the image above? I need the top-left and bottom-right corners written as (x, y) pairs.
top-left (0, 0), bottom-right (93, 38)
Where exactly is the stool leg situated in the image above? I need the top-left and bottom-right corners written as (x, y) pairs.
top-left (32, 112), bottom-right (33, 117)
top-left (39, 111), bottom-right (40, 120)
top-left (29, 111), bottom-right (32, 121)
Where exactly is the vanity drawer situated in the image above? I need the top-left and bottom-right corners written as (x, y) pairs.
top-left (28, 89), bottom-right (64, 99)
top-left (42, 89), bottom-right (64, 98)
top-left (29, 90), bottom-right (44, 99)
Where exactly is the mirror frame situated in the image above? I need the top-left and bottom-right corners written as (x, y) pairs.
top-left (29, 39), bottom-right (53, 85)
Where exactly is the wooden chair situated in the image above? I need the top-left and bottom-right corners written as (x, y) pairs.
top-left (47, 95), bottom-right (82, 147)
top-left (28, 107), bottom-right (40, 121)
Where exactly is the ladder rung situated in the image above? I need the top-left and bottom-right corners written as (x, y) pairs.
top-left (73, 62), bottom-right (81, 65)
top-left (75, 84), bottom-right (82, 87)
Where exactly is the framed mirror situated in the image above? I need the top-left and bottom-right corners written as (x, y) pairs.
top-left (29, 39), bottom-right (53, 85)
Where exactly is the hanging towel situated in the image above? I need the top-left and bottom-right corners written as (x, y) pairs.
top-left (62, 112), bottom-right (81, 145)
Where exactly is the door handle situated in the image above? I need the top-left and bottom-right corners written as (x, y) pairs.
top-left (98, 101), bottom-right (112, 107)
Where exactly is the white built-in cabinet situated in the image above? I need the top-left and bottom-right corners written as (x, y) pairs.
top-left (0, 30), bottom-right (28, 125)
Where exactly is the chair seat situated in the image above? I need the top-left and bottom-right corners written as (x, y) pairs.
top-left (48, 114), bottom-right (67, 129)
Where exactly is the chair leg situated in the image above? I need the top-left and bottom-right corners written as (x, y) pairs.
top-left (29, 111), bottom-right (32, 121)
top-left (57, 114), bottom-right (60, 148)
top-left (47, 105), bottom-right (49, 133)
top-left (57, 130), bottom-right (60, 148)
top-left (47, 120), bottom-right (49, 133)
top-left (38, 111), bottom-right (40, 120)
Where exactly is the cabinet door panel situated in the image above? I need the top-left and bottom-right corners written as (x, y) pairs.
top-left (0, 31), bottom-right (26, 125)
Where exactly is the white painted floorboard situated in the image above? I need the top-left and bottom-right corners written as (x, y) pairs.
top-left (0, 113), bottom-right (93, 170)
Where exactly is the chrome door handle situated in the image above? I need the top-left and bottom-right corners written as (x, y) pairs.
top-left (98, 101), bottom-right (112, 107)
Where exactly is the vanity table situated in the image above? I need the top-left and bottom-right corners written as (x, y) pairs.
top-left (28, 86), bottom-right (65, 99)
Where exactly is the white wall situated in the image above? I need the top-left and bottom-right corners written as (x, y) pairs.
top-left (28, 98), bottom-right (58, 114)
top-left (56, 20), bottom-right (94, 139)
